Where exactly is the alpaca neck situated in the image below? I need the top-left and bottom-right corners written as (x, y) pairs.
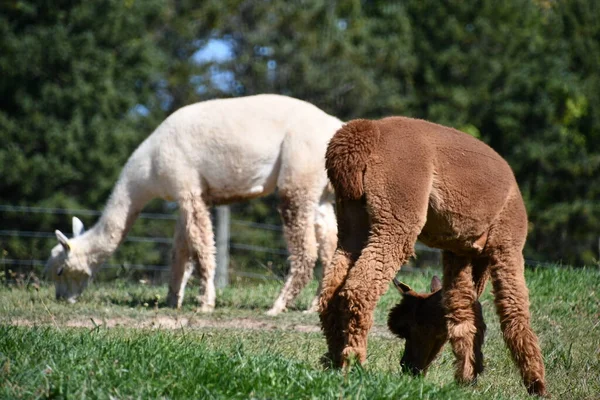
top-left (80, 174), bottom-right (150, 270)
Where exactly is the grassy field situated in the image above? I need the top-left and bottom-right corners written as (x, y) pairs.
top-left (1, 267), bottom-right (599, 399)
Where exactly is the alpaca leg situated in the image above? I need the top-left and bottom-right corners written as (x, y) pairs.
top-left (319, 249), bottom-right (354, 367)
top-left (442, 252), bottom-right (483, 384)
top-left (306, 201), bottom-right (337, 313)
top-left (267, 193), bottom-right (319, 316)
top-left (472, 296), bottom-right (486, 377)
top-left (179, 194), bottom-right (217, 313)
top-left (489, 250), bottom-right (547, 396)
top-left (337, 232), bottom-right (416, 367)
top-left (167, 216), bottom-right (194, 309)
top-left (472, 256), bottom-right (490, 376)
top-left (334, 158), bottom-right (431, 367)
top-left (319, 198), bottom-right (369, 367)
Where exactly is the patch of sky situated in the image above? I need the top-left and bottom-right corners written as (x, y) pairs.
top-left (254, 46), bottom-right (274, 57)
top-left (130, 104), bottom-right (150, 117)
top-left (193, 38), bottom-right (234, 64)
top-left (208, 66), bottom-right (235, 92)
top-left (191, 38), bottom-right (236, 93)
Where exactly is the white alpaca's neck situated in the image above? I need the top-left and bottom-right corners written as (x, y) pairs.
top-left (76, 173), bottom-right (149, 271)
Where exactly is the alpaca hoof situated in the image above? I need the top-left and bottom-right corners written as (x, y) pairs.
top-left (265, 307), bottom-right (284, 316)
top-left (455, 373), bottom-right (477, 387)
top-left (319, 353), bottom-right (337, 369)
top-left (302, 305), bottom-right (318, 314)
top-left (304, 297), bottom-right (320, 314)
top-left (166, 293), bottom-right (181, 309)
top-left (475, 361), bottom-right (485, 376)
top-left (197, 303), bottom-right (215, 313)
top-left (341, 346), bottom-right (366, 368)
top-left (527, 380), bottom-right (548, 397)
top-left (266, 299), bottom-right (287, 316)
top-left (464, 377), bottom-right (478, 387)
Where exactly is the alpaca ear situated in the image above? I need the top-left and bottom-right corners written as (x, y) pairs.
top-left (393, 278), bottom-right (412, 294)
top-left (55, 230), bottom-right (71, 252)
top-left (430, 275), bottom-right (442, 292)
top-left (72, 217), bottom-right (85, 237)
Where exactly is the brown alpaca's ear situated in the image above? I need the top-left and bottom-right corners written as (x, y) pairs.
top-left (393, 278), bottom-right (412, 294)
top-left (430, 276), bottom-right (442, 293)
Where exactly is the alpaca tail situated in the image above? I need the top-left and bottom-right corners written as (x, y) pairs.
top-left (325, 119), bottom-right (381, 200)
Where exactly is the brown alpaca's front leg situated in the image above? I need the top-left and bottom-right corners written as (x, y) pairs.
top-left (442, 251), bottom-right (482, 385)
top-left (319, 248), bottom-right (354, 367)
top-left (337, 234), bottom-right (415, 367)
top-left (490, 251), bottom-right (547, 397)
top-left (319, 198), bottom-right (370, 367)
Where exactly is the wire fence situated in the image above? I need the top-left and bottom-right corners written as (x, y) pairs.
top-left (0, 203), bottom-right (563, 286)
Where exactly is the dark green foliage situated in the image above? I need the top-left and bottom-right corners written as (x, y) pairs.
top-left (170, 0), bottom-right (600, 265)
top-left (1, 0), bottom-right (598, 274)
top-left (0, 0), bottom-right (170, 267)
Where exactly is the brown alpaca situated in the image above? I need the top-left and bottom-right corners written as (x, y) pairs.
top-left (387, 276), bottom-right (486, 379)
top-left (320, 117), bottom-right (547, 396)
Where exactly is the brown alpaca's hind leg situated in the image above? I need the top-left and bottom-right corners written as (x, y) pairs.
top-left (267, 193), bottom-right (318, 316)
top-left (319, 198), bottom-right (370, 367)
top-left (489, 250), bottom-right (547, 396)
top-left (443, 252), bottom-right (483, 384)
top-left (486, 190), bottom-right (547, 396)
top-left (179, 194), bottom-right (217, 313)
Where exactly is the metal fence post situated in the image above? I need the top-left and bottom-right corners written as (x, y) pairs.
top-left (215, 205), bottom-right (230, 288)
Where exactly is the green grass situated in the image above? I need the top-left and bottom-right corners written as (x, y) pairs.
top-left (0, 327), bottom-right (467, 399)
top-left (1, 267), bottom-right (599, 399)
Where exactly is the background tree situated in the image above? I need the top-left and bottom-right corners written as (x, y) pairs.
top-left (1, 0), bottom-right (598, 281)
top-left (0, 0), bottom-right (170, 272)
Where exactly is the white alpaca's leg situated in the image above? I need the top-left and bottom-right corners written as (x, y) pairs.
top-left (166, 216), bottom-right (194, 308)
top-left (267, 192), bottom-right (319, 316)
top-left (305, 201), bottom-right (337, 313)
top-left (179, 194), bottom-right (217, 313)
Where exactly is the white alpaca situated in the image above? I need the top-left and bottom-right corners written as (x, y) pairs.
top-left (45, 94), bottom-right (341, 315)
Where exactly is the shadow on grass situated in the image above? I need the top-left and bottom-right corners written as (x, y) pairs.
top-left (102, 294), bottom-right (276, 312)
top-left (100, 295), bottom-right (170, 309)
top-left (215, 299), bottom-right (272, 311)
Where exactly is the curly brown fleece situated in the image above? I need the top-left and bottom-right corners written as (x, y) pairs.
top-left (320, 117), bottom-right (547, 397)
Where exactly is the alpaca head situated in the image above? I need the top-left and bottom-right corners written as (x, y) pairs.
top-left (45, 217), bottom-right (92, 303)
top-left (387, 276), bottom-right (448, 375)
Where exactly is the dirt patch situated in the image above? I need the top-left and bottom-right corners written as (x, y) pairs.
top-left (5, 315), bottom-right (393, 337)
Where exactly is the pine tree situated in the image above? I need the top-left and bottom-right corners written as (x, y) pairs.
top-left (0, 0), bottom-right (168, 266)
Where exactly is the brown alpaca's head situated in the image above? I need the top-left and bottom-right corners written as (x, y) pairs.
top-left (387, 276), bottom-right (448, 376)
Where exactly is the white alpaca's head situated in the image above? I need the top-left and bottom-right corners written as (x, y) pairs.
top-left (45, 217), bottom-right (92, 303)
